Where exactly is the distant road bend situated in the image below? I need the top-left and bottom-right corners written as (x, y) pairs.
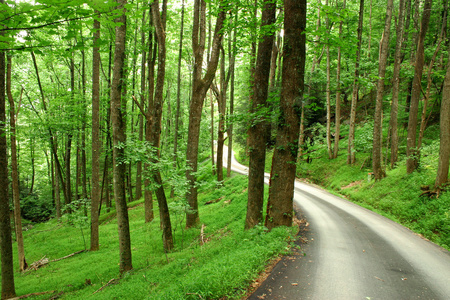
top-left (221, 146), bottom-right (450, 300)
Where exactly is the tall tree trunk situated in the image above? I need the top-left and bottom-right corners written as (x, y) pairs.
top-left (435, 51), bottom-right (450, 188)
top-left (325, 0), bottom-right (332, 159)
top-left (265, 0), bottom-right (306, 230)
top-left (246, 0), bottom-right (276, 229)
top-left (389, 0), bottom-right (406, 168)
top-left (90, 14), bottom-right (101, 252)
top-left (7, 56), bottom-right (27, 271)
top-left (172, 0), bottom-right (185, 196)
top-left (347, 0), bottom-right (365, 165)
top-left (0, 29), bottom-right (16, 299)
top-left (111, 0), bottom-right (132, 274)
top-left (372, 0), bottom-right (394, 180)
top-left (185, 0), bottom-right (226, 228)
top-left (417, 6), bottom-right (446, 149)
top-left (227, 12), bottom-right (238, 178)
top-left (150, 0), bottom-right (174, 253)
top-left (406, 0), bottom-right (433, 174)
top-left (333, 0), bottom-right (346, 159)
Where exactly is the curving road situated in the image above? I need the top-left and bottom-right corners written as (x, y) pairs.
top-left (221, 146), bottom-right (450, 300)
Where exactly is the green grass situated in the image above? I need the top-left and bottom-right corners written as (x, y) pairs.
top-left (10, 170), bottom-right (296, 299)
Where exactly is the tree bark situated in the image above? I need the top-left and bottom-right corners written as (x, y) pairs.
top-left (435, 51), bottom-right (450, 188)
top-left (325, 0), bottom-right (332, 159)
top-left (389, 0), bottom-right (406, 168)
top-left (150, 0), bottom-right (174, 252)
top-left (185, 0), bottom-right (226, 228)
top-left (265, 0), bottom-right (306, 230)
top-left (227, 13), bottom-right (237, 178)
top-left (333, 0), bottom-right (346, 159)
top-left (0, 28), bottom-right (16, 298)
top-left (246, 0), bottom-right (276, 229)
top-left (90, 13), bottom-right (101, 252)
top-left (172, 0), bottom-right (185, 196)
top-left (111, 0), bottom-right (132, 274)
top-left (372, 0), bottom-right (393, 180)
top-left (347, 0), bottom-right (365, 165)
top-left (406, 0), bottom-right (433, 174)
top-left (7, 56), bottom-right (27, 272)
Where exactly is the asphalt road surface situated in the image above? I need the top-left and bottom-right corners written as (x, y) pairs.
top-left (221, 146), bottom-right (450, 300)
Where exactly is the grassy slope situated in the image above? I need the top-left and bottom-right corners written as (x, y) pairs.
top-left (11, 171), bottom-right (296, 299)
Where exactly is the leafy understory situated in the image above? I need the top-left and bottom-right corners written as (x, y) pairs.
top-left (11, 173), bottom-right (297, 300)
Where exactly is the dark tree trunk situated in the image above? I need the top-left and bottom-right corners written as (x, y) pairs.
top-left (185, 0), bottom-right (226, 228)
top-left (347, 0), bottom-right (365, 165)
top-left (246, 0), bottom-right (276, 229)
top-left (389, 0), bottom-right (406, 168)
top-left (111, 0), bottom-right (132, 274)
top-left (90, 14), bottom-right (101, 252)
top-left (265, 0), bottom-right (306, 230)
top-left (0, 32), bottom-right (16, 299)
top-left (372, 0), bottom-right (393, 180)
top-left (435, 51), bottom-right (450, 188)
top-left (406, 0), bottom-right (433, 174)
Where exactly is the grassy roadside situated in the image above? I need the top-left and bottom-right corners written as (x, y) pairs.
top-left (294, 126), bottom-right (449, 251)
top-left (10, 168), bottom-right (297, 299)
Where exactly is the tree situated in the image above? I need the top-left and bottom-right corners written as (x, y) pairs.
top-left (435, 51), bottom-right (450, 188)
top-left (110, 0), bottom-right (132, 273)
top-left (90, 10), bottom-right (101, 252)
top-left (0, 19), bottom-right (16, 298)
top-left (185, 0), bottom-right (226, 227)
top-left (389, 0), bottom-right (406, 168)
top-left (7, 55), bottom-right (27, 271)
top-left (246, 0), bottom-right (276, 229)
top-left (265, 0), bottom-right (306, 230)
top-left (372, 0), bottom-right (393, 180)
top-left (347, 0), bottom-right (364, 165)
top-left (406, 0), bottom-right (433, 174)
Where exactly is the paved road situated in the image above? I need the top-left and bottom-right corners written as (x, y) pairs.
top-left (221, 146), bottom-right (450, 300)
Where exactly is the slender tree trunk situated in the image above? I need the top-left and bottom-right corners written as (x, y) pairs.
top-left (372, 0), bottom-right (394, 180)
top-left (406, 0), bottom-right (433, 174)
top-left (227, 13), bottom-right (238, 178)
top-left (325, 0), bottom-right (332, 159)
top-left (172, 0), bottom-right (185, 196)
top-left (0, 28), bottom-right (16, 299)
top-left (246, 0), bottom-right (276, 229)
top-left (333, 0), bottom-right (346, 159)
top-left (90, 14), bottom-right (101, 252)
top-left (150, 0), bottom-right (174, 252)
top-left (111, 0), bottom-right (132, 274)
top-left (417, 7), bottom-right (446, 149)
top-left (210, 92), bottom-right (215, 175)
top-left (185, 0), bottom-right (226, 228)
top-left (435, 51), bottom-right (450, 188)
top-left (390, 0), bottom-right (406, 168)
top-left (347, 0), bottom-right (365, 165)
top-left (7, 56), bottom-right (27, 272)
top-left (265, 0), bottom-right (306, 230)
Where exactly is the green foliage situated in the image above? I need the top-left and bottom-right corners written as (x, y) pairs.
top-left (9, 173), bottom-right (296, 299)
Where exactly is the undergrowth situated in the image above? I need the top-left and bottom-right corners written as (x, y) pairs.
top-left (10, 169), bottom-right (296, 299)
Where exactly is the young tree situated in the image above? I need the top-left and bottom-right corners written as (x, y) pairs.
top-left (0, 26), bottom-right (16, 299)
top-left (7, 55), bottom-right (27, 271)
top-left (185, 0), bottom-right (226, 227)
top-left (110, 0), bottom-right (132, 273)
top-left (265, 0), bottom-right (306, 230)
top-left (389, 0), bottom-right (406, 168)
top-left (372, 0), bottom-right (394, 180)
top-left (347, 0), bottom-right (364, 165)
top-left (246, 0), bottom-right (276, 229)
top-left (406, 0), bottom-right (433, 174)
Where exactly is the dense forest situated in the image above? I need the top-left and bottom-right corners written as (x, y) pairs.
top-left (0, 0), bottom-right (449, 298)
